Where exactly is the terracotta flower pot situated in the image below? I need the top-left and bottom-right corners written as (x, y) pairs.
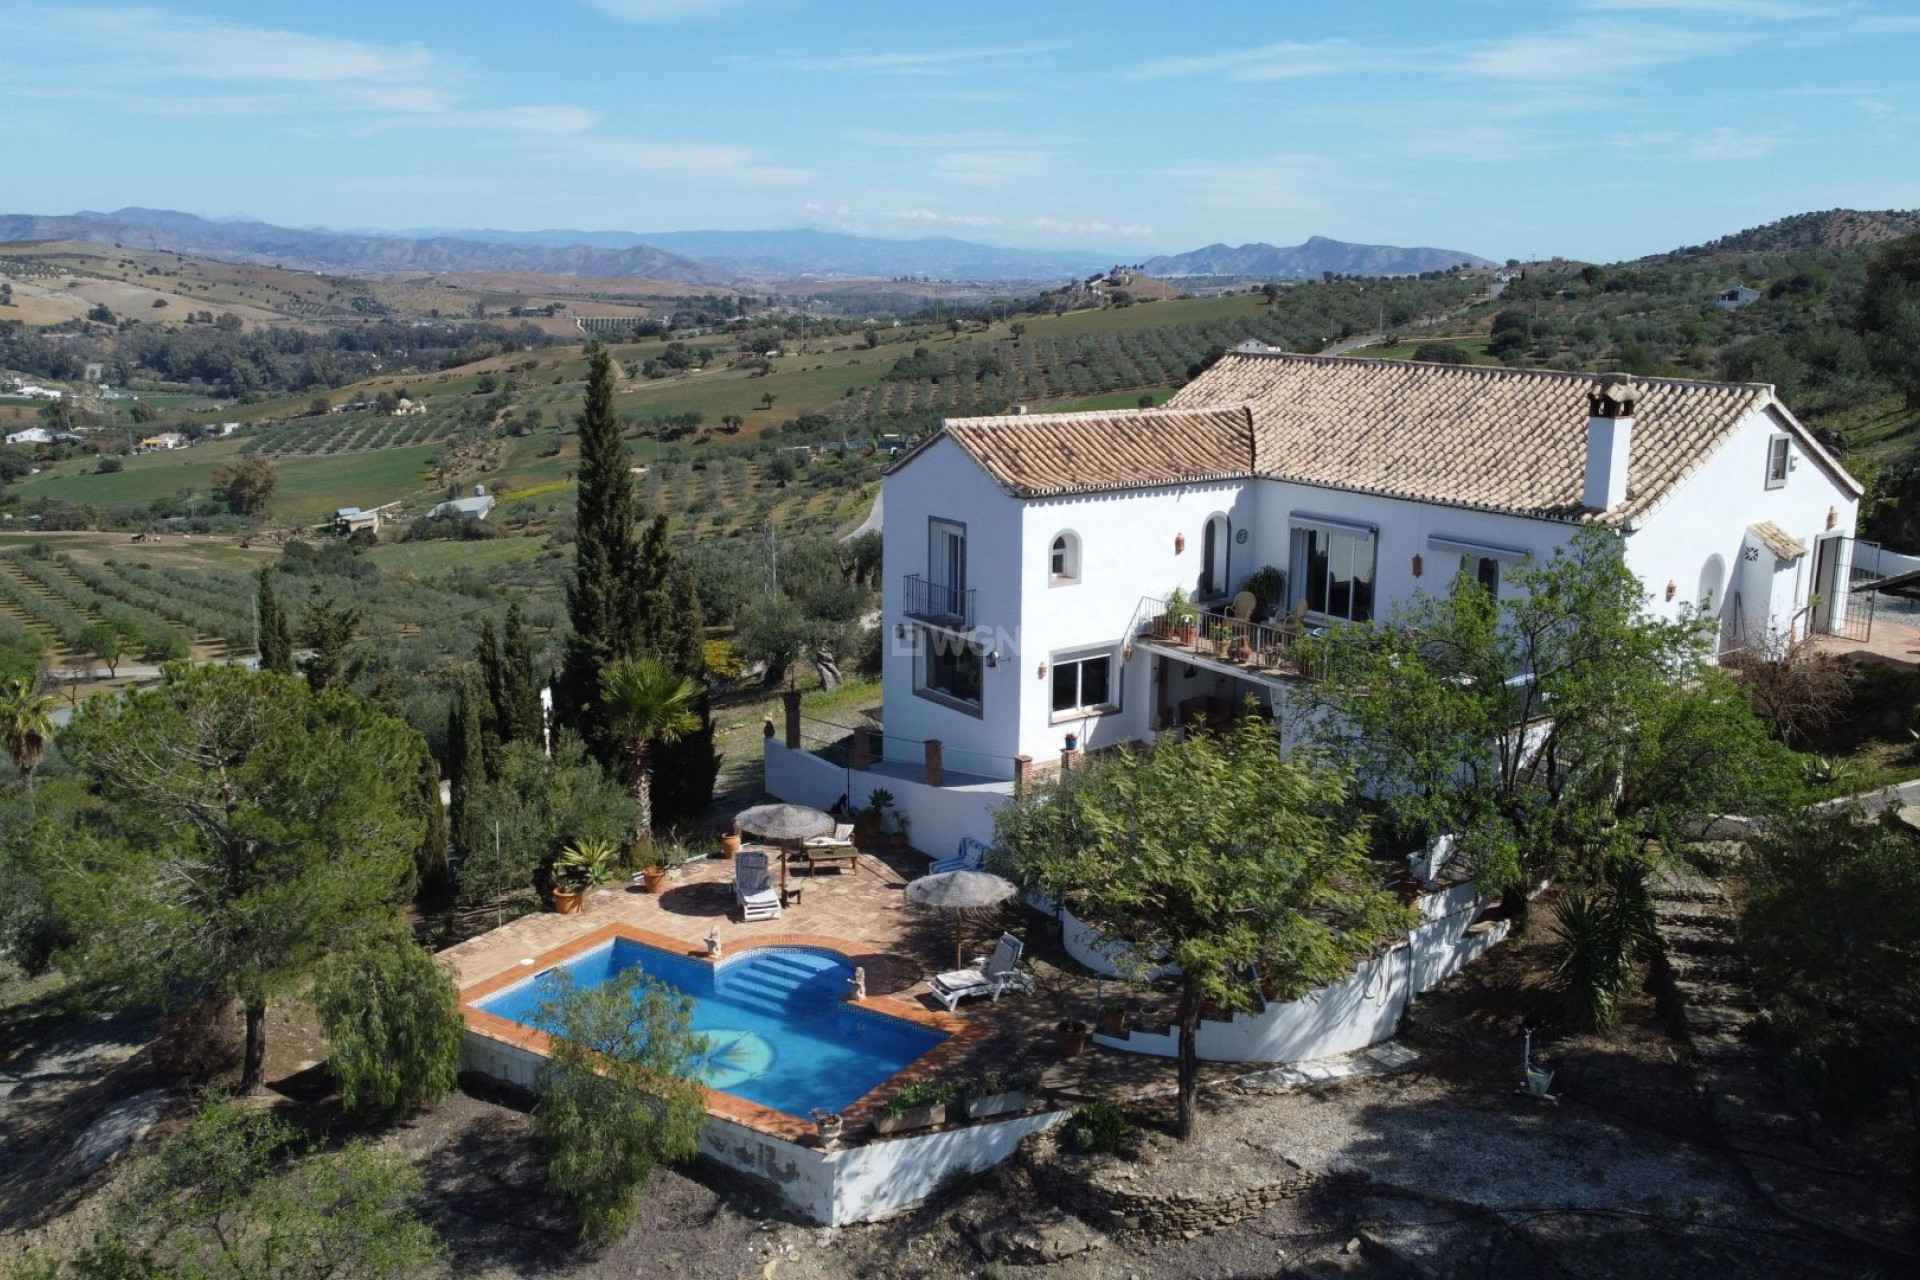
top-left (1097, 1006), bottom-right (1128, 1037)
top-left (719, 831), bottom-right (742, 858)
top-left (1056, 1020), bottom-right (1091, 1057)
top-left (551, 886), bottom-right (584, 915)
top-left (641, 866), bottom-right (669, 895)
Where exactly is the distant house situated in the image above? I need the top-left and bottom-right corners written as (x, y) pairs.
top-left (4, 427), bottom-right (52, 446)
top-left (1715, 285), bottom-right (1761, 310)
top-left (334, 506), bottom-right (381, 535)
top-left (137, 432), bottom-right (188, 451)
top-left (202, 421), bottom-right (241, 438)
top-left (428, 484), bottom-right (496, 521)
top-left (390, 397), bottom-right (426, 417)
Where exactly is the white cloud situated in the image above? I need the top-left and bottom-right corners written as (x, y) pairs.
top-left (1453, 27), bottom-right (1746, 83)
top-left (553, 137), bottom-right (815, 187)
top-left (1581, 0), bottom-right (1825, 17)
top-left (580, 0), bottom-right (748, 20)
top-left (1612, 126), bottom-right (1782, 159)
top-left (785, 45), bottom-right (1059, 77)
top-left (1129, 39), bottom-right (1399, 83)
top-left (44, 6), bottom-right (436, 83)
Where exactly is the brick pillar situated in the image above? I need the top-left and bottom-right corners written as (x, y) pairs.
top-left (851, 727), bottom-right (871, 771)
top-left (781, 689), bottom-right (801, 748)
top-left (924, 739), bottom-right (943, 787)
top-left (1013, 754), bottom-right (1033, 801)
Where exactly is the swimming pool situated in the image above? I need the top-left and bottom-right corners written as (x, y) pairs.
top-left (473, 938), bottom-right (947, 1119)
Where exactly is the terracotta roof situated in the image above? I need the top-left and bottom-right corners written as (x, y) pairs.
top-left (928, 405), bottom-right (1255, 498)
top-left (899, 350), bottom-right (1860, 522)
top-left (1751, 520), bottom-right (1809, 560)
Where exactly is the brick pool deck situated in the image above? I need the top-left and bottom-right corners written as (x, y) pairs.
top-left (438, 843), bottom-right (1187, 1139)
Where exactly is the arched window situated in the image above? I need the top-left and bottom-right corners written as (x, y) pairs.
top-left (1049, 531), bottom-right (1081, 583)
top-left (1698, 554), bottom-right (1726, 613)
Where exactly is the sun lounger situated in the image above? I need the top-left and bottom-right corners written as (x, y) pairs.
top-left (929, 836), bottom-right (989, 874)
top-left (929, 931), bottom-right (1035, 1011)
top-left (733, 850), bottom-right (782, 921)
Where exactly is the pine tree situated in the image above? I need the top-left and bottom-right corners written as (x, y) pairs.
top-left (256, 568), bottom-right (293, 675)
top-left (499, 602), bottom-right (545, 747)
top-left (446, 680), bottom-right (485, 863)
top-left (557, 348), bottom-right (641, 759)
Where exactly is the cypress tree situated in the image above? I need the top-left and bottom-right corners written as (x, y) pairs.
top-left (415, 732), bottom-right (449, 897)
top-left (499, 602), bottom-right (544, 747)
top-left (446, 680), bottom-right (485, 864)
top-left (650, 566), bottom-right (719, 828)
top-left (557, 348), bottom-right (641, 760)
top-left (475, 616), bottom-right (504, 769)
top-left (256, 568), bottom-right (293, 675)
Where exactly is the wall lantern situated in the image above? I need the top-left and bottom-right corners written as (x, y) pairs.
top-left (1411, 553), bottom-right (1423, 579)
top-left (1123, 644), bottom-right (1135, 662)
top-left (1036, 662), bottom-right (1048, 680)
top-left (1174, 532), bottom-right (1186, 554)
top-left (1827, 505), bottom-right (1838, 531)
top-left (986, 651), bottom-right (1000, 668)
top-left (1665, 579), bottom-right (1678, 602)
top-left (894, 623), bottom-right (906, 640)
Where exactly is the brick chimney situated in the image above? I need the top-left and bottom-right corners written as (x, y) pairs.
top-left (1583, 375), bottom-right (1637, 512)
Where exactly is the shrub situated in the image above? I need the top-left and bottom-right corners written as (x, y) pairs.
top-left (882, 1079), bottom-right (956, 1118)
top-left (535, 969), bottom-right (705, 1244)
top-left (1063, 1099), bottom-right (1131, 1155)
top-left (1544, 885), bottom-right (1640, 1031)
top-left (313, 930), bottom-right (464, 1117)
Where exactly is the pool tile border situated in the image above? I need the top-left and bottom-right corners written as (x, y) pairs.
top-left (458, 921), bottom-right (990, 1145)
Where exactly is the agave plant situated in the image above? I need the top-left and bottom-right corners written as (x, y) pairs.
top-left (1544, 886), bottom-right (1638, 1032)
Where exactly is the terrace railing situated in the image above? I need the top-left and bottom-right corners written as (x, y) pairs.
top-left (902, 574), bottom-right (976, 630)
top-left (1131, 594), bottom-right (1327, 681)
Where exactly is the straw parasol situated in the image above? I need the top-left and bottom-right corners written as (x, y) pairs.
top-left (734, 803), bottom-right (837, 843)
top-left (734, 803), bottom-right (837, 900)
top-left (904, 869), bottom-right (1019, 968)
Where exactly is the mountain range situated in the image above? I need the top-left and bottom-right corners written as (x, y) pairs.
top-left (0, 207), bottom-right (1492, 284)
top-left (1140, 236), bottom-right (1495, 278)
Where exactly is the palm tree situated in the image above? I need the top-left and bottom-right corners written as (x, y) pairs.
top-left (598, 657), bottom-right (700, 845)
top-left (1, 677), bottom-right (59, 809)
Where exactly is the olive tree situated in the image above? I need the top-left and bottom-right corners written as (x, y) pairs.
top-left (995, 715), bottom-right (1415, 1139)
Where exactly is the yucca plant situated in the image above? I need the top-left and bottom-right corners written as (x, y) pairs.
top-left (1544, 886), bottom-right (1638, 1032)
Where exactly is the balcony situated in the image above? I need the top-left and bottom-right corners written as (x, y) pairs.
top-left (903, 574), bottom-right (976, 630)
top-left (1131, 594), bottom-right (1327, 681)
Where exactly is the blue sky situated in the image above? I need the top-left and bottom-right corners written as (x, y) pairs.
top-left (1, 0), bottom-right (1915, 263)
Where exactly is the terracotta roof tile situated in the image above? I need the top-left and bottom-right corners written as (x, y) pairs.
top-left (1751, 520), bottom-right (1809, 560)
top-left (903, 350), bottom-right (1860, 523)
top-left (934, 405), bottom-right (1254, 498)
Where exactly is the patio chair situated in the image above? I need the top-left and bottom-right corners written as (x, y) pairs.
top-left (733, 850), bottom-right (782, 921)
top-left (929, 836), bottom-right (989, 874)
top-left (1229, 590), bottom-right (1258, 623)
top-left (803, 821), bottom-right (856, 852)
top-left (929, 931), bottom-right (1036, 1011)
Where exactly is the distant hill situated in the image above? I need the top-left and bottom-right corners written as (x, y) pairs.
top-left (389, 226), bottom-right (1117, 281)
top-left (0, 208), bottom-right (726, 285)
top-left (1666, 208), bottom-right (1920, 259)
top-left (1142, 235), bottom-right (1494, 279)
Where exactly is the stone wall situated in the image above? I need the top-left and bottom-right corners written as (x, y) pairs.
top-left (1021, 1132), bottom-right (1321, 1240)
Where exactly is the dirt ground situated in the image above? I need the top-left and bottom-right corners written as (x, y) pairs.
top-left (4, 908), bottom-right (1912, 1279)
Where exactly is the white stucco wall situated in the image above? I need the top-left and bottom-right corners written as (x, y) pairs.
top-left (880, 435), bottom-right (1028, 777)
top-left (462, 1026), bottom-right (1063, 1226)
top-left (1623, 406), bottom-right (1859, 647)
top-left (764, 738), bottom-right (1011, 856)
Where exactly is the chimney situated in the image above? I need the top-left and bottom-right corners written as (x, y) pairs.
top-left (1583, 375), bottom-right (1637, 512)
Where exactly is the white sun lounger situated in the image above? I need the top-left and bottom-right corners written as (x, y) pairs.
top-left (734, 850), bottom-right (782, 921)
top-left (929, 931), bottom-right (1035, 1011)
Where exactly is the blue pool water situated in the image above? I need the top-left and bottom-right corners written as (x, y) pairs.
top-left (475, 939), bottom-right (946, 1118)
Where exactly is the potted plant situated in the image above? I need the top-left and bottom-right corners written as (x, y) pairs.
top-left (719, 825), bottom-right (743, 858)
top-left (858, 788), bottom-right (895, 840)
top-left (873, 1079), bottom-right (956, 1134)
top-left (1165, 588), bottom-right (1198, 645)
top-left (1096, 1001), bottom-right (1129, 1037)
top-left (638, 839), bottom-right (689, 895)
top-left (1245, 565), bottom-right (1286, 617)
top-left (963, 1070), bottom-right (1040, 1121)
top-left (551, 837), bottom-right (618, 914)
top-left (1055, 1019), bottom-right (1092, 1057)
top-left (1211, 622), bottom-right (1233, 659)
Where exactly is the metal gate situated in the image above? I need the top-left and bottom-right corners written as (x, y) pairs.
top-left (1816, 535), bottom-right (1879, 644)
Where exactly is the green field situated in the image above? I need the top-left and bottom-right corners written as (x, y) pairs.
top-left (1035, 386), bottom-right (1180, 412)
top-left (367, 535), bottom-right (550, 576)
top-left (1346, 335), bottom-right (1497, 364)
top-left (1015, 293), bottom-right (1267, 339)
top-left (16, 440), bottom-right (442, 525)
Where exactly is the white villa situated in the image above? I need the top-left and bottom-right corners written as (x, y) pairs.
top-left (767, 345), bottom-right (1862, 860)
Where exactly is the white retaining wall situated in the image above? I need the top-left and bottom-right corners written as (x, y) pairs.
top-left (460, 1029), bottom-right (1063, 1225)
top-left (1089, 880), bottom-right (1508, 1065)
top-left (764, 739), bottom-right (1011, 858)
